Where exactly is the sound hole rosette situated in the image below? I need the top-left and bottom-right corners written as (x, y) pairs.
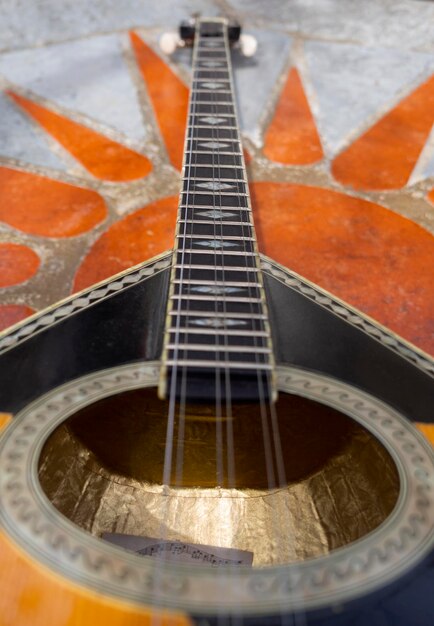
top-left (0, 362), bottom-right (433, 617)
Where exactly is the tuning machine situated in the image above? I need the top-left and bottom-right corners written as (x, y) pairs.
top-left (159, 19), bottom-right (257, 57)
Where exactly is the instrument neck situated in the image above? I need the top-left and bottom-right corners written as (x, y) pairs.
top-left (159, 19), bottom-right (276, 403)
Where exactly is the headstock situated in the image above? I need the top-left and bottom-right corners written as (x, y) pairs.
top-left (159, 17), bottom-right (257, 57)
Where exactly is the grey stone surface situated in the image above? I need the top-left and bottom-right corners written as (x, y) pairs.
top-left (303, 41), bottom-right (434, 156)
top-left (0, 0), bottom-right (220, 52)
top-left (0, 34), bottom-right (147, 142)
top-left (172, 29), bottom-right (292, 145)
top-left (227, 0), bottom-right (434, 52)
top-left (232, 30), bottom-right (292, 145)
top-left (0, 92), bottom-right (66, 169)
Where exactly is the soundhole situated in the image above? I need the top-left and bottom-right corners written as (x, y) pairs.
top-left (38, 388), bottom-right (399, 566)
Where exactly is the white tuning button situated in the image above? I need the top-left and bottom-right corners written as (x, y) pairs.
top-left (159, 32), bottom-right (182, 55)
top-left (239, 34), bottom-right (258, 57)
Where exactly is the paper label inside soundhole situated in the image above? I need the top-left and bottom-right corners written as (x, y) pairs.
top-left (102, 532), bottom-right (254, 567)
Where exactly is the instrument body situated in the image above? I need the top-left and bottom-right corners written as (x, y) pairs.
top-left (0, 16), bottom-right (433, 626)
top-left (0, 252), bottom-right (433, 625)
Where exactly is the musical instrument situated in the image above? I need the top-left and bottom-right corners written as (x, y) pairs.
top-left (0, 17), bottom-right (433, 626)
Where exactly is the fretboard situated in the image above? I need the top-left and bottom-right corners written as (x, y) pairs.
top-left (159, 19), bottom-right (276, 403)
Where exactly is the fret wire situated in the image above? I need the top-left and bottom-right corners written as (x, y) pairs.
top-left (167, 327), bottom-right (268, 337)
top-left (174, 264), bottom-right (260, 272)
top-left (169, 310), bottom-right (266, 318)
top-left (185, 150), bottom-right (243, 156)
top-left (166, 344), bottom-right (271, 354)
top-left (187, 125), bottom-right (239, 130)
top-left (189, 113), bottom-right (236, 119)
top-left (177, 249), bottom-right (256, 256)
top-left (177, 233), bottom-right (253, 241)
top-left (183, 191), bottom-right (249, 197)
top-left (187, 100), bottom-right (233, 105)
top-left (179, 204), bottom-right (251, 211)
top-left (171, 293), bottom-right (262, 302)
top-left (183, 164), bottom-right (244, 169)
top-left (178, 219), bottom-right (252, 226)
top-left (186, 177), bottom-right (246, 183)
top-left (173, 279), bottom-right (261, 287)
top-left (192, 90), bottom-right (232, 95)
top-left (186, 136), bottom-right (241, 143)
top-left (165, 360), bottom-right (273, 371)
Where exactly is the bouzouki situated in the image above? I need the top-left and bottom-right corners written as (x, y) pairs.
top-left (0, 17), bottom-right (433, 626)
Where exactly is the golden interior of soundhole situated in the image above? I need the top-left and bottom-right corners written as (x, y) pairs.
top-left (38, 388), bottom-right (399, 566)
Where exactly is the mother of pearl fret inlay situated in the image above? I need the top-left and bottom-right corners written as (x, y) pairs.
top-left (200, 82), bottom-right (225, 89)
top-left (197, 116), bottom-right (227, 125)
top-left (191, 285), bottom-right (244, 295)
top-left (198, 141), bottom-right (231, 149)
top-left (199, 61), bottom-right (223, 68)
top-left (194, 240), bottom-right (238, 249)
top-left (196, 210), bottom-right (237, 219)
top-left (189, 318), bottom-right (248, 328)
top-left (196, 181), bottom-right (235, 191)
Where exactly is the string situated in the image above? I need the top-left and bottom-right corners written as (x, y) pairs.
top-left (161, 19), bottom-right (307, 626)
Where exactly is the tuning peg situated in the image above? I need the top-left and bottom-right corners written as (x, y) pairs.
top-left (239, 34), bottom-right (258, 57)
top-left (159, 31), bottom-right (182, 55)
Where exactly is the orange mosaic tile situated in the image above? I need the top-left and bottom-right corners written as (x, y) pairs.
top-left (0, 304), bottom-right (35, 331)
top-left (8, 92), bottom-right (152, 183)
top-left (264, 67), bottom-right (323, 165)
top-left (0, 530), bottom-right (191, 626)
top-left (73, 196), bottom-right (178, 291)
top-left (0, 413), bottom-right (12, 431)
top-left (416, 423), bottom-right (434, 447)
top-left (0, 243), bottom-right (40, 287)
top-left (427, 188), bottom-right (434, 205)
top-left (332, 73), bottom-right (434, 190)
top-left (130, 32), bottom-right (189, 171)
top-left (250, 182), bottom-right (434, 355)
top-left (0, 167), bottom-right (107, 237)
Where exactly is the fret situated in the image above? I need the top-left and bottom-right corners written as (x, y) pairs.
top-left (178, 219), bottom-right (252, 227)
top-left (183, 182), bottom-right (247, 194)
top-left (189, 113), bottom-right (236, 120)
top-left (189, 103), bottom-right (235, 115)
top-left (167, 334), bottom-right (268, 349)
top-left (192, 89), bottom-right (233, 95)
top-left (193, 78), bottom-right (230, 83)
top-left (179, 242), bottom-right (255, 254)
top-left (181, 196), bottom-right (249, 208)
top-left (171, 302), bottom-right (263, 316)
top-left (187, 124), bottom-right (238, 131)
top-left (174, 264), bottom-right (260, 272)
top-left (190, 92), bottom-right (233, 102)
top-left (188, 128), bottom-right (240, 139)
top-left (182, 190), bottom-right (248, 198)
top-left (169, 310), bottom-right (265, 319)
top-left (186, 137), bottom-right (242, 150)
top-left (177, 249), bottom-right (255, 257)
top-left (183, 168), bottom-right (245, 179)
top-left (173, 278), bottom-right (260, 287)
top-left (167, 343), bottom-right (271, 354)
top-left (184, 164), bottom-right (244, 171)
top-left (167, 326), bottom-right (268, 341)
top-left (171, 293), bottom-right (261, 303)
top-left (185, 152), bottom-right (243, 165)
top-left (179, 204), bottom-right (251, 212)
top-left (185, 176), bottom-right (246, 184)
top-left (195, 68), bottom-right (230, 74)
top-left (167, 327), bottom-right (268, 337)
top-left (177, 232), bottom-right (253, 241)
top-left (165, 360), bottom-right (272, 371)
top-left (191, 99), bottom-right (234, 105)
